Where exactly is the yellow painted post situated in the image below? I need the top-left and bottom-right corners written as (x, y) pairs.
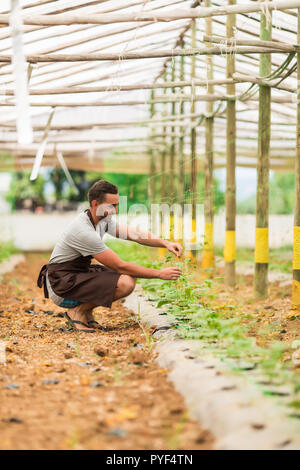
top-left (254, 3), bottom-right (272, 298)
top-left (202, 0), bottom-right (214, 271)
top-left (292, 9), bottom-right (300, 314)
top-left (186, 19), bottom-right (197, 260)
top-left (178, 48), bottom-right (185, 248)
top-left (224, 0), bottom-right (236, 286)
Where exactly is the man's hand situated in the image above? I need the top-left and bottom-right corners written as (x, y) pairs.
top-left (159, 267), bottom-right (182, 280)
top-left (165, 241), bottom-right (183, 258)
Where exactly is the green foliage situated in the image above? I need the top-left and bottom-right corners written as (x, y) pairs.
top-left (5, 171), bottom-right (45, 211)
top-left (85, 172), bottom-right (149, 206)
top-left (269, 173), bottom-right (295, 214)
top-left (183, 173), bottom-right (225, 213)
top-left (0, 241), bottom-right (19, 264)
top-left (107, 239), bottom-right (300, 415)
top-left (237, 172), bottom-right (295, 215)
top-left (214, 245), bottom-right (293, 274)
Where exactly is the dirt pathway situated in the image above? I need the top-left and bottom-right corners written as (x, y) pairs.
top-left (0, 254), bottom-right (213, 450)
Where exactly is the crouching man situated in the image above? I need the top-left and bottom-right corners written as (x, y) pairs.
top-left (37, 180), bottom-right (182, 333)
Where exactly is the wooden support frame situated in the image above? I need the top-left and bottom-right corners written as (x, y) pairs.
top-left (0, 1), bottom-right (300, 25)
top-left (292, 9), bottom-right (300, 312)
top-left (187, 19), bottom-right (197, 260)
top-left (254, 3), bottom-right (272, 299)
top-left (149, 89), bottom-right (156, 205)
top-left (224, 0), bottom-right (237, 287)
top-left (169, 60), bottom-right (176, 205)
top-left (202, 0), bottom-right (215, 272)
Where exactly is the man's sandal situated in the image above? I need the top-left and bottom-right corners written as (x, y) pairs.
top-left (87, 320), bottom-right (109, 331)
top-left (64, 312), bottom-right (95, 333)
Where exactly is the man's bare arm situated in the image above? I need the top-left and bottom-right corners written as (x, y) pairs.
top-left (115, 225), bottom-right (182, 258)
top-left (93, 249), bottom-right (181, 280)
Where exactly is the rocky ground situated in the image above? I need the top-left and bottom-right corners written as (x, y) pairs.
top-left (0, 253), bottom-right (213, 450)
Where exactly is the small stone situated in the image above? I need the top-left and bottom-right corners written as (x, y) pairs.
top-left (106, 428), bottom-right (128, 438)
top-left (251, 423), bottom-right (265, 431)
top-left (170, 407), bottom-right (183, 415)
top-left (221, 385), bottom-right (236, 391)
top-left (12, 340), bottom-right (18, 345)
top-left (42, 379), bottom-right (60, 385)
top-left (77, 362), bottom-right (92, 367)
top-left (94, 346), bottom-right (108, 357)
top-left (130, 349), bottom-right (147, 365)
top-left (64, 352), bottom-right (73, 359)
top-left (66, 343), bottom-right (76, 350)
top-left (43, 310), bottom-right (53, 316)
top-left (3, 417), bottom-right (23, 424)
top-left (91, 381), bottom-right (102, 388)
top-left (12, 297), bottom-right (20, 302)
top-left (35, 324), bottom-right (45, 329)
top-left (5, 383), bottom-right (19, 390)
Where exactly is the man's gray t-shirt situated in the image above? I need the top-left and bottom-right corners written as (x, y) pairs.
top-left (46, 211), bottom-right (118, 305)
top-left (49, 211), bottom-right (118, 264)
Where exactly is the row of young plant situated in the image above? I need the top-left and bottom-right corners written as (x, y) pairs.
top-left (108, 240), bottom-right (300, 417)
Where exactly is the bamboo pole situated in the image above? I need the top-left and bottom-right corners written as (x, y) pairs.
top-left (160, 71), bottom-right (167, 203)
top-left (224, 0), bottom-right (237, 287)
top-left (0, 78), bottom-right (239, 95)
top-left (202, 0), bottom-right (215, 272)
top-left (177, 49), bottom-right (185, 245)
top-left (1, 78), bottom-right (254, 96)
top-left (1, 1), bottom-right (300, 25)
top-left (292, 9), bottom-right (300, 313)
top-left (158, 72), bottom-right (168, 259)
top-left (1, 94), bottom-right (294, 107)
top-left (188, 19), bottom-right (197, 260)
top-left (149, 89), bottom-right (156, 205)
top-left (254, 3), bottom-right (272, 299)
top-left (0, 46), bottom-right (294, 64)
top-left (0, 2), bottom-right (186, 86)
top-left (203, 36), bottom-right (298, 52)
top-left (169, 61), bottom-right (176, 206)
top-left (179, 51), bottom-right (186, 209)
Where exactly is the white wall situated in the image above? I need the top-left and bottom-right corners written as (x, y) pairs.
top-left (0, 212), bottom-right (294, 251)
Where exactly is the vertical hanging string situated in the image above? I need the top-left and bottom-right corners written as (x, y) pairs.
top-left (9, 0), bottom-right (33, 145)
top-left (56, 150), bottom-right (79, 195)
top-left (30, 108), bottom-right (55, 181)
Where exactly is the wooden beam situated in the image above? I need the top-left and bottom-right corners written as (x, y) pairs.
top-left (0, 79), bottom-right (240, 96)
top-left (202, 0), bottom-right (215, 271)
top-left (203, 35), bottom-right (298, 52)
top-left (0, 46), bottom-right (294, 64)
top-left (292, 8), bottom-right (300, 312)
top-left (224, 0), bottom-right (237, 287)
top-left (0, 93), bottom-right (294, 107)
top-left (254, 3), bottom-right (272, 299)
top-left (0, 2), bottom-right (299, 25)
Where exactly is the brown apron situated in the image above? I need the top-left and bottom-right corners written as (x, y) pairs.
top-left (37, 209), bottom-right (120, 308)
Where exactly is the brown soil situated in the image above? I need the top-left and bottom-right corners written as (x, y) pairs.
top-left (0, 254), bottom-right (213, 450)
top-left (202, 266), bottom-right (300, 349)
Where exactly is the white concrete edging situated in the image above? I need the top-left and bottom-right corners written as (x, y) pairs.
top-left (125, 286), bottom-right (300, 450)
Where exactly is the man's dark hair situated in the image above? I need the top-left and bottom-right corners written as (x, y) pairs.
top-left (88, 180), bottom-right (118, 205)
